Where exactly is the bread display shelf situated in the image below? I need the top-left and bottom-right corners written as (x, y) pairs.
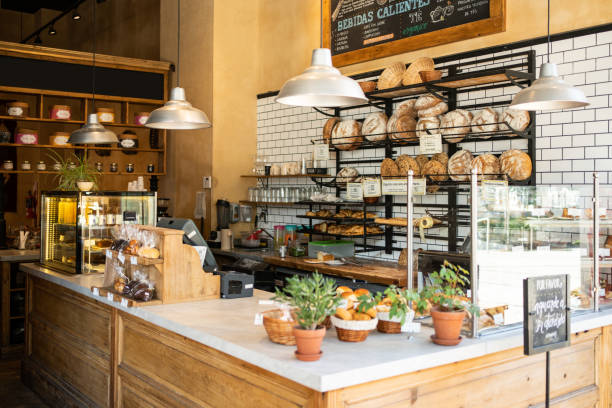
top-left (303, 229), bottom-right (385, 239)
top-left (105, 249), bottom-right (164, 266)
top-left (240, 174), bottom-right (331, 178)
top-left (296, 215), bottom-right (377, 224)
top-left (90, 286), bottom-right (163, 308)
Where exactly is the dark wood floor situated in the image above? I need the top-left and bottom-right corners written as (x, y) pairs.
top-left (0, 359), bottom-right (48, 408)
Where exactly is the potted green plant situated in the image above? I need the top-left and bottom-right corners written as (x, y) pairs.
top-left (372, 286), bottom-right (420, 334)
top-left (48, 151), bottom-right (99, 191)
top-left (273, 272), bottom-right (340, 361)
top-left (417, 260), bottom-right (479, 346)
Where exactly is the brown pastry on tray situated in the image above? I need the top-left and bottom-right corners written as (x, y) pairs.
top-left (431, 152), bottom-right (449, 167)
top-left (396, 154), bottom-right (420, 176)
top-left (305, 211), bottom-right (316, 217)
top-left (381, 158), bottom-right (401, 177)
top-left (421, 160), bottom-right (448, 182)
top-left (415, 154), bottom-right (429, 171)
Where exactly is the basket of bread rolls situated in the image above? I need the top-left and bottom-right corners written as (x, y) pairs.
top-left (374, 285), bottom-right (419, 334)
top-left (262, 308), bottom-right (298, 345)
top-left (331, 287), bottom-right (378, 342)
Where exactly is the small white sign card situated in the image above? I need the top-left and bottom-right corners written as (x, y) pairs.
top-left (362, 178), bottom-right (381, 197)
top-left (313, 143), bottom-right (330, 161)
top-left (346, 183), bottom-right (363, 200)
top-left (419, 133), bottom-right (442, 155)
top-left (380, 178), bottom-right (426, 196)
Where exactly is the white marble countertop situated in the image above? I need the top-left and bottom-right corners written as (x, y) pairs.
top-left (20, 262), bottom-right (612, 392)
top-left (0, 249), bottom-right (39, 262)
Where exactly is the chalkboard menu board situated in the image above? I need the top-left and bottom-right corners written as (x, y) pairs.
top-left (523, 274), bottom-right (571, 355)
top-left (323, 0), bottom-right (506, 67)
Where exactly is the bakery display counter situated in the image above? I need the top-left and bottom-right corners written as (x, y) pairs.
top-left (19, 263), bottom-right (612, 407)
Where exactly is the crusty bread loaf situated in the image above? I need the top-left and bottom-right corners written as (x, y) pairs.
top-left (387, 113), bottom-right (417, 142)
top-left (502, 109), bottom-right (531, 133)
top-left (323, 117), bottom-right (340, 144)
top-left (381, 158), bottom-right (401, 177)
top-left (396, 154), bottom-right (420, 176)
top-left (422, 160), bottom-right (448, 181)
top-left (472, 153), bottom-right (501, 180)
top-left (448, 149), bottom-right (473, 181)
top-left (332, 120), bottom-right (362, 151)
top-left (336, 167), bottom-right (359, 183)
top-left (415, 154), bottom-right (429, 171)
top-left (362, 112), bottom-right (388, 142)
top-left (416, 116), bottom-right (440, 138)
top-left (431, 152), bottom-right (448, 167)
top-left (500, 149), bottom-right (532, 181)
top-left (471, 107), bottom-right (498, 137)
top-left (441, 109), bottom-right (472, 143)
top-left (415, 94), bottom-right (441, 110)
top-left (378, 62), bottom-right (405, 90)
top-left (395, 99), bottom-right (417, 118)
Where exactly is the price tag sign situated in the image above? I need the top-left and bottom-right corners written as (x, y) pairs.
top-left (523, 274), bottom-right (570, 355)
top-left (362, 178), bottom-right (381, 197)
top-left (92, 287), bottom-right (99, 296)
top-left (106, 250), bottom-right (112, 258)
top-left (258, 300), bottom-right (274, 305)
top-left (117, 252), bottom-right (125, 264)
top-left (419, 133), bottom-right (442, 155)
top-left (481, 179), bottom-right (508, 204)
top-left (381, 179), bottom-right (406, 195)
top-left (493, 313), bottom-right (504, 325)
top-left (120, 298), bottom-right (129, 307)
top-left (107, 293), bottom-right (114, 302)
top-left (346, 183), bottom-right (363, 200)
top-left (253, 313), bottom-right (263, 326)
top-left (131, 256), bottom-right (138, 265)
top-left (413, 178), bottom-right (426, 196)
top-left (313, 143), bottom-right (330, 161)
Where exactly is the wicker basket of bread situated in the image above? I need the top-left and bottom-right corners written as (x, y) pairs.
top-left (332, 287), bottom-right (378, 342)
top-left (262, 308), bottom-right (298, 345)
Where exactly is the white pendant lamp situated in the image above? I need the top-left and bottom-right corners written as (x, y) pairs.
top-left (146, 0), bottom-right (210, 129)
top-left (275, 1), bottom-right (367, 107)
top-left (510, 0), bottom-right (589, 111)
top-left (69, 1), bottom-right (117, 145)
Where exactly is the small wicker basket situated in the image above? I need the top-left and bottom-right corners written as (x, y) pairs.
top-left (331, 316), bottom-right (378, 343)
top-left (377, 319), bottom-right (401, 334)
top-left (262, 309), bottom-right (297, 346)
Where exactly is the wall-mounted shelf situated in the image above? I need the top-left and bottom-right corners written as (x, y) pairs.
top-left (240, 174), bottom-right (332, 178)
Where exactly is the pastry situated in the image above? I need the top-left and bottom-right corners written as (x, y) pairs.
top-left (336, 286), bottom-right (353, 295)
top-left (125, 239), bottom-right (140, 255)
top-left (431, 152), bottom-right (448, 167)
top-left (332, 120), bottom-right (362, 151)
top-left (381, 158), bottom-right (401, 177)
top-left (395, 99), bottom-right (417, 118)
top-left (500, 149), bottom-right (532, 181)
top-left (335, 307), bottom-right (353, 320)
top-left (354, 312), bottom-right (372, 321)
top-left (95, 239), bottom-right (113, 248)
top-left (317, 251), bottom-right (334, 261)
top-left (377, 62), bottom-right (405, 90)
top-left (471, 107), bottom-right (498, 137)
top-left (139, 247), bottom-right (160, 259)
top-left (315, 209), bottom-right (332, 217)
top-left (416, 116), bottom-right (440, 138)
top-left (402, 57), bottom-right (435, 86)
top-left (362, 112), bottom-right (388, 142)
top-left (440, 109), bottom-right (472, 143)
top-left (422, 160), bottom-right (448, 181)
top-left (323, 117), bottom-right (340, 144)
top-left (502, 109), bottom-right (531, 133)
top-left (336, 167), bottom-right (359, 183)
top-left (472, 153), bottom-right (501, 180)
top-left (396, 154), bottom-right (420, 176)
top-left (387, 112), bottom-right (417, 142)
top-left (365, 307), bottom-right (378, 319)
top-left (342, 292), bottom-right (358, 309)
top-left (415, 154), bottom-right (429, 170)
top-left (313, 222), bottom-right (328, 233)
top-left (448, 149), bottom-right (473, 181)
top-left (113, 277), bottom-right (126, 293)
top-left (305, 211), bottom-right (316, 217)
top-left (354, 288), bottom-right (370, 297)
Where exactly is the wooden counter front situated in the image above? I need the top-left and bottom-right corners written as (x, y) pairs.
top-left (263, 255), bottom-right (409, 287)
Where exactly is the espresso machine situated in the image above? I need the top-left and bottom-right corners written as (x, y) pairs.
top-left (157, 197), bottom-right (170, 219)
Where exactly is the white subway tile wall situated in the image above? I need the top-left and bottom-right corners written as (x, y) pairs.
top-left (254, 31), bottom-right (612, 261)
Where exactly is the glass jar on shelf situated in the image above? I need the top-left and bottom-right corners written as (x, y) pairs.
top-left (274, 225), bottom-right (285, 250)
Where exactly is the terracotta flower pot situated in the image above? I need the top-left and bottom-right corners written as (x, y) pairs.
top-left (292, 326), bottom-right (326, 362)
top-left (430, 307), bottom-right (466, 346)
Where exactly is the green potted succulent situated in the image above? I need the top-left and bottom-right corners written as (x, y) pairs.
top-left (372, 285), bottom-right (420, 333)
top-left (417, 260), bottom-right (479, 346)
top-left (273, 272), bottom-right (340, 361)
top-left (48, 151), bottom-right (99, 191)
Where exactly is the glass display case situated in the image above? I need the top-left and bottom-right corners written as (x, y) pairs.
top-left (41, 191), bottom-right (156, 274)
top-left (473, 181), bottom-right (608, 335)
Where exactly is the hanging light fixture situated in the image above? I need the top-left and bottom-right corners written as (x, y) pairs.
top-left (510, 0), bottom-right (588, 111)
top-left (146, 0), bottom-right (210, 129)
top-left (72, 9), bottom-right (81, 21)
top-left (69, 0), bottom-right (117, 145)
top-left (275, 0), bottom-right (367, 107)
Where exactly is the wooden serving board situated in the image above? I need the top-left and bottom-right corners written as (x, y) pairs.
top-left (263, 255), bottom-right (409, 287)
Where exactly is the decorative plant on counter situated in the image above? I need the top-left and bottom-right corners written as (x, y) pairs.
top-left (273, 272), bottom-right (340, 361)
top-left (373, 285), bottom-right (420, 326)
top-left (418, 260), bottom-right (479, 346)
top-left (48, 150), bottom-right (100, 191)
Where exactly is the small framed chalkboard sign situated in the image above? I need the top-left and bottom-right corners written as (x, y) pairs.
top-left (323, 0), bottom-right (506, 67)
top-left (523, 274), bottom-right (571, 356)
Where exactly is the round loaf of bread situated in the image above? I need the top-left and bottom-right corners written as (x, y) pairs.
top-left (471, 108), bottom-right (498, 137)
top-left (362, 112), bottom-right (388, 142)
top-left (332, 120), bottom-right (362, 151)
top-left (502, 109), bottom-right (530, 133)
top-left (395, 99), bottom-right (417, 118)
top-left (431, 152), bottom-right (449, 167)
top-left (422, 160), bottom-right (448, 182)
top-left (472, 153), bottom-right (501, 180)
top-left (415, 95), bottom-right (441, 111)
top-left (378, 62), bottom-right (405, 90)
top-left (415, 154), bottom-right (429, 171)
top-left (441, 110), bottom-right (471, 143)
top-left (380, 158), bottom-right (400, 177)
top-left (500, 149), bottom-right (532, 181)
top-left (336, 167), bottom-right (359, 183)
top-left (418, 100), bottom-right (448, 118)
top-left (388, 113), bottom-right (417, 143)
top-left (448, 149), bottom-right (473, 181)
top-left (416, 116), bottom-right (440, 138)
top-left (323, 117), bottom-right (340, 144)
top-left (396, 154), bottom-right (420, 176)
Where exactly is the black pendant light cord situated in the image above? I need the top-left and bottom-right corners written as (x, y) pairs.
top-left (547, 0), bottom-right (550, 63)
top-left (177, 0), bottom-right (180, 87)
top-left (92, 0), bottom-right (96, 106)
